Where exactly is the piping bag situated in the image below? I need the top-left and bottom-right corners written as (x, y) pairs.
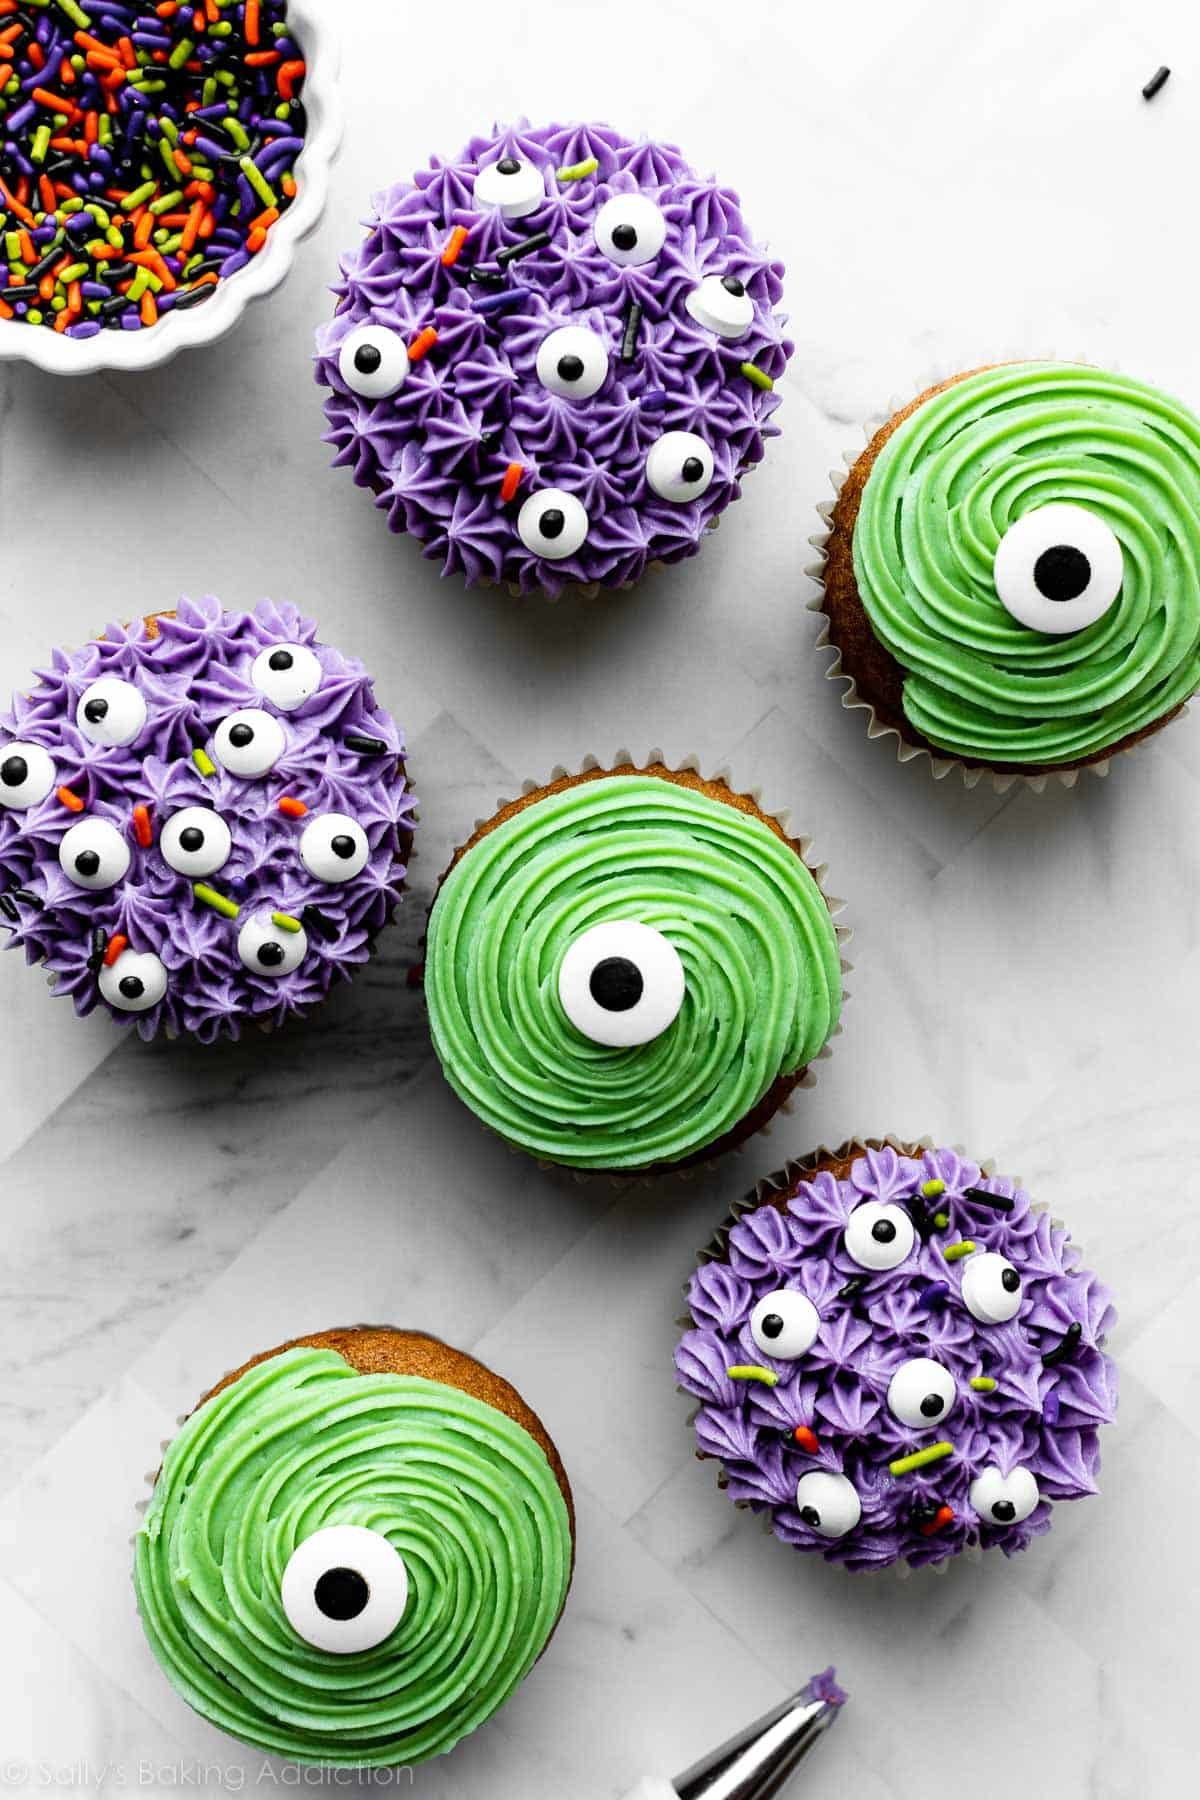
top-left (620, 1668), bottom-right (847, 1800)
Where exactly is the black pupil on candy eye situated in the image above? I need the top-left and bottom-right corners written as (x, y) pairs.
top-left (353, 344), bottom-right (382, 376)
top-left (1033, 544), bottom-right (1090, 602)
top-left (721, 275), bottom-right (745, 296)
top-left (589, 955), bottom-right (644, 1012)
top-left (119, 975), bottom-right (145, 1000)
top-left (75, 851), bottom-right (101, 877)
top-left (539, 508), bottom-right (565, 541)
top-left (920, 1394), bottom-right (944, 1418)
top-left (331, 835), bottom-right (357, 860)
top-left (313, 1566), bottom-right (370, 1621)
top-left (497, 157), bottom-right (521, 175)
top-left (1001, 1268), bottom-right (1020, 1293)
top-left (1, 755), bottom-right (28, 786)
top-left (269, 650), bottom-right (294, 672)
top-left (800, 1506), bottom-right (821, 1529)
top-left (991, 1500), bottom-right (1016, 1523)
top-left (229, 724), bottom-right (255, 748)
top-left (179, 828), bottom-right (205, 853)
top-left (258, 941), bottom-right (286, 967)
top-left (871, 1219), bottom-right (896, 1243)
top-left (84, 698), bottom-right (109, 723)
top-left (611, 223), bottom-right (638, 251)
top-left (556, 354), bottom-right (585, 383)
top-left (681, 457), bottom-right (705, 484)
top-left (759, 1313), bottom-right (784, 1340)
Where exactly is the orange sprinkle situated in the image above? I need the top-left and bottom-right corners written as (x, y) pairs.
top-left (38, 174), bottom-right (55, 213)
top-left (103, 934), bottom-right (130, 968)
top-left (245, 225), bottom-right (267, 254)
top-left (0, 45), bottom-right (14, 64)
top-left (245, 0), bottom-right (260, 44)
top-left (277, 797), bottom-right (307, 820)
top-left (440, 225), bottom-right (470, 268)
top-left (27, 39), bottom-right (43, 69)
top-left (56, 787), bottom-right (85, 814)
top-left (277, 57), bottom-right (305, 100)
top-left (157, 0), bottom-right (179, 14)
top-left (280, 172), bottom-right (296, 199)
top-left (31, 87), bottom-right (80, 117)
top-left (0, 296), bottom-right (12, 321)
top-left (18, 228), bottom-right (33, 264)
top-left (172, 146), bottom-right (193, 176)
top-left (245, 48), bottom-right (279, 65)
top-left (132, 805), bottom-right (153, 848)
top-left (408, 326), bottom-right (438, 363)
top-left (134, 209), bottom-right (154, 248)
top-left (58, 57), bottom-right (75, 86)
top-left (118, 37), bottom-right (137, 69)
top-left (67, 279), bottom-right (81, 313)
top-left (792, 1425), bottom-right (820, 1454)
top-left (249, 203), bottom-right (278, 231)
top-left (140, 291), bottom-right (158, 328)
top-left (498, 462), bottom-right (523, 504)
top-left (919, 1505), bottom-right (955, 1538)
top-left (180, 200), bottom-right (206, 254)
top-left (53, 308), bottom-right (74, 332)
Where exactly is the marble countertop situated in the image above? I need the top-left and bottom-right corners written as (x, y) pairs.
top-left (1, 2), bottom-right (1198, 1796)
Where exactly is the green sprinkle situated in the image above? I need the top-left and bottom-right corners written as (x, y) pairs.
top-left (740, 361), bottom-right (775, 392)
top-left (556, 155), bottom-right (599, 182)
top-left (210, 17), bottom-right (232, 33)
top-left (168, 36), bottom-right (194, 69)
top-left (239, 154), bottom-right (275, 209)
top-left (933, 1211), bottom-right (950, 1229)
top-left (193, 883), bottom-right (239, 920)
top-left (271, 911), bottom-right (303, 935)
top-left (920, 1178), bottom-right (946, 1199)
top-left (192, 748), bottom-right (217, 778)
top-left (126, 268), bottom-right (151, 303)
top-left (25, 308), bottom-right (42, 326)
top-left (726, 1364), bottom-right (779, 1388)
top-left (123, 180), bottom-right (156, 211)
top-left (222, 114), bottom-right (249, 151)
top-left (31, 124), bottom-right (50, 165)
top-left (105, 226), bottom-right (123, 249)
top-left (970, 1377), bottom-right (997, 1393)
top-left (943, 1240), bottom-right (977, 1262)
top-left (149, 189), bottom-right (183, 216)
top-left (201, 78), bottom-right (218, 107)
top-left (52, 0), bottom-right (92, 30)
top-left (889, 1442), bottom-right (954, 1477)
top-left (5, 232), bottom-right (22, 261)
top-left (59, 261), bottom-right (88, 282)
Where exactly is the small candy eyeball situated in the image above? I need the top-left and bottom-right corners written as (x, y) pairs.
top-left (685, 272), bottom-right (755, 340)
top-left (645, 431), bottom-right (715, 503)
top-left (961, 1251), bottom-right (1023, 1325)
top-left (0, 742), bottom-right (56, 811)
top-left (969, 1465), bottom-right (1040, 1528)
top-left (794, 1470), bottom-right (861, 1539)
top-left (280, 1524), bottom-right (409, 1655)
top-left (58, 817), bottom-right (130, 891)
top-left (300, 813), bottom-right (369, 883)
top-left (535, 325), bottom-right (610, 401)
top-left (98, 947), bottom-right (167, 1014)
top-left (887, 1357), bottom-right (957, 1429)
top-left (517, 488), bottom-right (589, 561)
top-left (337, 323), bottom-right (410, 400)
top-left (237, 910), bottom-right (308, 977)
top-left (843, 1199), bottom-right (915, 1272)
top-left (473, 154), bottom-right (545, 219)
top-left (212, 709), bottom-right (287, 779)
top-left (750, 1289), bottom-right (820, 1361)
top-left (76, 678), bottom-right (147, 748)
top-left (160, 807), bottom-right (233, 878)
top-left (992, 502), bottom-right (1123, 635)
top-left (594, 193), bottom-right (667, 267)
top-left (251, 643), bottom-right (322, 712)
top-left (557, 919), bottom-right (684, 1048)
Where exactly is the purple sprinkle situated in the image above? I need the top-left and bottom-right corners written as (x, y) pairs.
top-left (1043, 1391), bottom-right (1061, 1425)
top-left (640, 390), bottom-right (669, 411)
top-left (918, 1280), bottom-right (950, 1309)
top-left (66, 321), bottom-right (102, 339)
top-left (473, 285), bottom-right (532, 315)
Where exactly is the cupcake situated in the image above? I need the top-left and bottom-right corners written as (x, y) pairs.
top-left (134, 1326), bottom-right (574, 1767)
top-left (423, 761), bottom-right (844, 1173)
top-left (676, 1140), bottom-right (1117, 1572)
top-left (817, 362), bottom-right (1200, 781)
top-left (315, 121), bottom-right (791, 596)
top-left (0, 597), bottom-right (415, 1041)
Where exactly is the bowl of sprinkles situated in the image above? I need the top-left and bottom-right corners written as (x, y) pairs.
top-left (0, 0), bottom-right (340, 373)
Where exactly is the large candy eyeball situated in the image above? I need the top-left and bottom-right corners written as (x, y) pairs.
top-left (280, 1525), bottom-right (409, 1655)
top-left (58, 818), bottom-right (130, 891)
top-left (98, 947), bottom-right (167, 1014)
top-left (338, 324), bottom-right (409, 400)
top-left (594, 193), bottom-right (667, 267)
top-left (473, 154), bottom-right (545, 219)
top-left (557, 919), bottom-right (685, 1048)
top-left (961, 1252), bottom-right (1023, 1324)
top-left (535, 325), bottom-right (609, 401)
top-left (237, 911), bottom-right (308, 977)
top-left (251, 644), bottom-right (322, 712)
top-left (887, 1357), bottom-right (957, 1429)
top-left (685, 273), bottom-right (755, 340)
top-left (843, 1200), bottom-right (915, 1272)
top-left (0, 742), bottom-right (56, 810)
top-left (300, 813), bottom-right (369, 883)
top-left (517, 489), bottom-right (589, 561)
top-left (969, 1465), bottom-right (1040, 1528)
top-left (992, 503), bottom-right (1123, 635)
top-left (160, 807), bottom-right (232, 878)
top-left (749, 1289), bottom-right (820, 1361)
top-left (794, 1470), bottom-right (861, 1539)
top-left (212, 710), bottom-right (287, 779)
top-left (76, 678), bottom-right (147, 748)
top-left (645, 431), bottom-right (715, 504)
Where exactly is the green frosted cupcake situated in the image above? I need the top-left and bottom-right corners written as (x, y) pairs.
top-left (424, 761), bottom-right (846, 1173)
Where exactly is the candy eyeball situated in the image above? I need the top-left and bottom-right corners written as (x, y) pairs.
top-left (160, 807), bottom-right (232, 878)
top-left (887, 1357), bottom-right (957, 1429)
top-left (280, 1525), bottom-right (409, 1655)
top-left (969, 1465), bottom-right (1040, 1528)
top-left (251, 643), bottom-right (322, 712)
top-left (535, 325), bottom-right (610, 401)
top-left (794, 1470), bottom-right (861, 1539)
top-left (516, 489), bottom-right (589, 561)
top-left (98, 947), bottom-right (167, 1014)
top-left (749, 1289), bottom-right (820, 1361)
top-left (237, 911), bottom-right (308, 977)
top-left (58, 817), bottom-right (131, 891)
top-left (557, 919), bottom-right (685, 1048)
top-left (0, 742), bottom-right (56, 810)
top-left (300, 814), bottom-right (370, 884)
top-left (473, 154), bottom-right (545, 219)
top-left (992, 502), bottom-right (1123, 635)
top-left (338, 324), bottom-right (410, 400)
top-left (843, 1200), bottom-right (915, 1272)
top-left (645, 432), bottom-right (715, 504)
top-left (961, 1252), bottom-right (1023, 1325)
top-left (212, 709), bottom-right (287, 779)
top-left (685, 272), bottom-right (755, 340)
top-left (594, 193), bottom-right (667, 267)
top-left (76, 678), bottom-right (147, 748)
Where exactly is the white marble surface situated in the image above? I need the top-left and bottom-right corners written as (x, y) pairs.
top-left (1, 2), bottom-right (1198, 1795)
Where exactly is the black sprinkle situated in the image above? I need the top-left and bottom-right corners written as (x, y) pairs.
top-left (837, 1274), bottom-right (868, 1301)
top-left (1142, 65), bottom-right (1170, 100)
top-left (906, 1196), bottom-right (939, 1240)
top-left (963, 1186), bottom-right (1015, 1214)
top-left (26, 246), bottom-right (65, 283)
top-left (172, 284), bottom-right (216, 311)
top-left (620, 300), bottom-right (643, 364)
top-left (1, 285), bottom-right (37, 304)
top-left (344, 732), bottom-right (389, 756)
top-left (303, 905), bottom-right (340, 945)
top-left (0, 894), bottom-right (17, 923)
top-left (1042, 1321), bottom-right (1083, 1368)
top-left (467, 265), bottom-right (506, 290)
top-left (86, 926), bottom-right (107, 973)
top-left (495, 230), bottom-right (552, 267)
top-left (11, 890), bottom-right (42, 908)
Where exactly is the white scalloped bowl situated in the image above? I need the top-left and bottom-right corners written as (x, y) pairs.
top-left (0, 0), bottom-right (340, 376)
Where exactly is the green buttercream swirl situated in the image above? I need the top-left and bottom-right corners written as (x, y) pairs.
top-left (424, 775), bottom-right (842, 1169)
top-left (852, 362), bottom-right (1200, 763)
top-left (134, 1348), bottom-right (572, 1768)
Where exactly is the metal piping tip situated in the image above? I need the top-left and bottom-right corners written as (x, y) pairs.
top-left (673, 1670), bottom-right (847, 1800)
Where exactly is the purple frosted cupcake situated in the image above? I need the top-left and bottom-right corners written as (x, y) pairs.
top-left (0, 597), bottom-right (416, 1043)
top-left (314, 121), bottom-right (791, 596)
top-left (676, 1140), bottom-right (1117, 1572)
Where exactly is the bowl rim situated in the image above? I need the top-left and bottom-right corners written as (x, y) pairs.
top-left (0, 0), bottom-right (342, 377)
